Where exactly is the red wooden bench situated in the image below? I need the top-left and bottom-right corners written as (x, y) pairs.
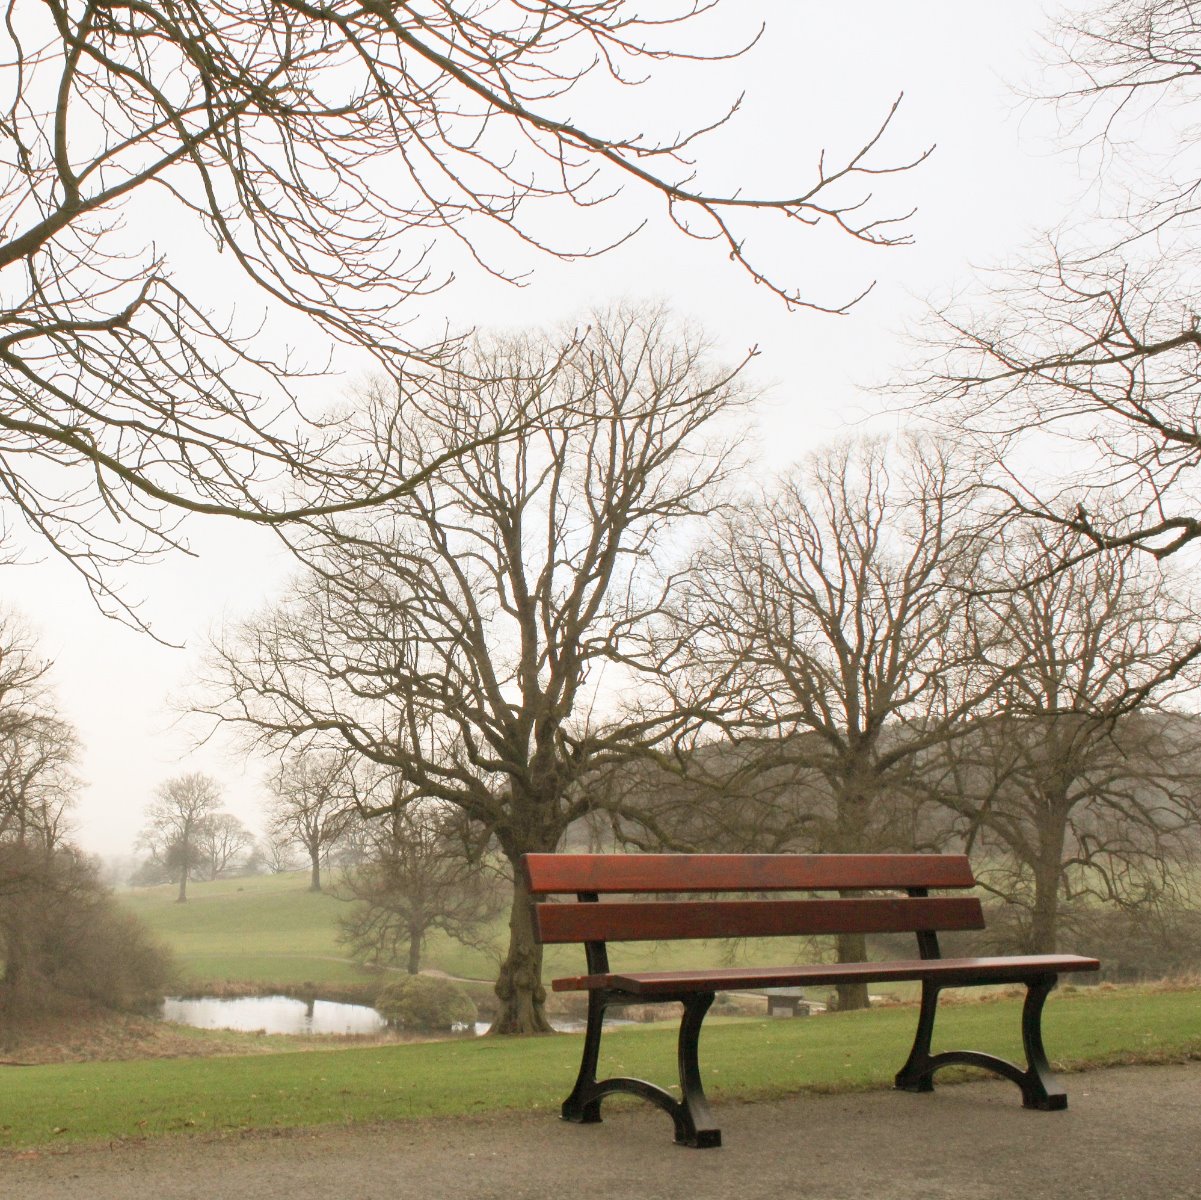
top-left (523, 852), bottom-right (1100, 1148)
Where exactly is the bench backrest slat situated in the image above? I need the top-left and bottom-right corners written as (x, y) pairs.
top-left (522, 853), bottom-right (976, 896)
top-left (533, 896), bottom-right (984, 944)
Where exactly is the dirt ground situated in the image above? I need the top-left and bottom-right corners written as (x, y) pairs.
top-left (4, 1061), bottom-right (1198, 1200)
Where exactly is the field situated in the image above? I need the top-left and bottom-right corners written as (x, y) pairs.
top-left (3, 983), bottom-right (1199, 1151)
top-left (119, 872), bottom-right (387, 989)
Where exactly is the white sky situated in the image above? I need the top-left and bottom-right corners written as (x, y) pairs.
top-left (4, 1), bottom-right (1089, 861)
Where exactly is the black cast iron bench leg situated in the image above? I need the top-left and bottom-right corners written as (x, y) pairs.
top-left (676, 992), bottom-right (721, 1147)
top-left (894, 973), bottom-right (1068, 1110)
top-left (561, 988), bottom-right (607, 1125)
top-left (560, 990), bottom-right (722, 1148)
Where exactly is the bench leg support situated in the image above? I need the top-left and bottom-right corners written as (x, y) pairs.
top-left (1017, 974), bottom-right (1068, 1110)
top-left (893, 973), bottom-right (1068, 1110)
top-left (894, 980), bottom-right (940, 1094)
top-left (559, 989), bottom-right (722, 1148)
top-left (676, 992), bottom-right (721, 1148)
top-left (561, 989), bottom-right (606, 1124)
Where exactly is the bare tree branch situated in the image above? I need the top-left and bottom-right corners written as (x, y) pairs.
top-left (0, 3), bottom-right (925, 623)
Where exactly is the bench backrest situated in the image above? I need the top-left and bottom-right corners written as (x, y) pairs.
top-left (523, 853), bottom-right (983, 950)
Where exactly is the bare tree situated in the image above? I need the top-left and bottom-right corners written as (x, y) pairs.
top-left (923, 255), bottom-right (1201, 565)
top-left (0, 615), bottom-right (175, 1025)
top-left (668, 438), bottom-right (996, 1008)
top-left (922, 2), bottom-right (1201, 565)
top-left (929, 524), bottom-right (1201, 954)
top-left (1044, 0), bottom-right (1201, 217)
top-left (267, 749), bottom-right (358, 892)
top-left (195, 812), bottom-right (255, 881)
top-left (1, 3), bottom-right (924, 620)
top-left (201, 306), bottom-right (748, 1032)
top-left (0, 711), bottom-right (77, 855)
top-left (139, 772), bottom-right (222, 902)
top-left (0, 617), bottom-right (77, 853)
top-left (259, 831), bottom-right (301, 876)
top-left (337, 802), bottom-right (501, 977)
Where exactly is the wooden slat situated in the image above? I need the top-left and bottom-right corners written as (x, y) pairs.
top-left (533, 896), bottom-right (984, 944)
top-left (551, 954), bottom-right (1101, 994)
top-left (521, 853), bottom-right (975, 896)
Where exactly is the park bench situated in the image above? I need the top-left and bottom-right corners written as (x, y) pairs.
top-left (522, 852), bottom-right (1100, 1148)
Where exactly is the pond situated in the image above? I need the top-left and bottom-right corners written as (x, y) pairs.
top-left (158, 995), bottom-right (592, 1037)
top-left (160, 995), bottom-right (390, 1036)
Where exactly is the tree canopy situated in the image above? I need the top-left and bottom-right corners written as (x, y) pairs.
top-left (201, 305), bottom-right (749, 1031)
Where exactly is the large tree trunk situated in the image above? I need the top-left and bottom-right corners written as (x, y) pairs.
top-left (176, 863), bottom-right (188, 903)
top-left (309, 844), bottom-right (322, 892)
top-left (489, 868), bottom-right (553, 1034)
top-left (835, 930), bottom-right (870, 1011)
top-left (407, 926), bottom-right (422, 975)
top-left (833, 787), bottom-right (872, 1011)
top-left (1029, 823), bottom-right (1066, 954)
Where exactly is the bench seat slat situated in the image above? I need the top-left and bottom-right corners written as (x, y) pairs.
top-left (523, 852), bottom-right (975, 895)
top-left (551, 953), bottom-right (1101, 994)
top-left (534, 896), bottom-right (984, 944)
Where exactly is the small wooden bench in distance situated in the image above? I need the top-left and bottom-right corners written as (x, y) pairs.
top-left (523, 852), bottom-right (1100, 1148)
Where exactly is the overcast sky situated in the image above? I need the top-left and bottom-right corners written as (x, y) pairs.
top-left (4, 1), bottom-right (1089, 862)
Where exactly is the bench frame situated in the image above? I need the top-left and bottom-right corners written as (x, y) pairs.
top-left (561, 936), bottom-right (726, 1147)
top-left (524, 853), bottom-right (1100, 1148)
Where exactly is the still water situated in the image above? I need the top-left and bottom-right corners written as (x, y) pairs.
top-left (160, 995), bottom-right (389, 1036)
top-left (160, 994), bottom-right (592, 1036)
top-left (162, 994), bottom-right (600, 1042)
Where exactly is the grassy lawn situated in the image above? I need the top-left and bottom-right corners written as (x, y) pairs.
top-left (3, 984), bottom-right (1199, 1152)
top-left (119, 873), bottom-right (379, 988)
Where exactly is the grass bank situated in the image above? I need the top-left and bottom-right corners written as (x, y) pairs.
top-left (3, 983), bottom-right (1198, 1153)
top-left (119, 873), bottom-right (381, 990)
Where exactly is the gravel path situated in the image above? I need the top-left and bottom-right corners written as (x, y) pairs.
top-left (5, 1062), bottom-right (1198, 1200)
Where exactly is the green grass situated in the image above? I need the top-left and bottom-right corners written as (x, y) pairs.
top-left (3, 984), bottom-right (1199, 1152)
top-left (120, 872), bottom-right (509, 988)
top-left (119, 873), bottom-right (377, 988)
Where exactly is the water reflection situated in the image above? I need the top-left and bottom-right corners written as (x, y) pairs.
top-left (161, 995), bottom-right (389, 1036)
top-left (161, 994), bottom-right (612, 1037)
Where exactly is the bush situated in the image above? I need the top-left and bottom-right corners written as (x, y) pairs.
top-left (376, 975), bottom-right (478, 1032)
top-left (1069, 907), bottom-right (1201, 981)
top-left (50, 901), bottom-right (177, 1012)
top-left (1, 843), bottom-right (177, 1021)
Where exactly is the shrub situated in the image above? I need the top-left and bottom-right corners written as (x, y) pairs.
top-left (51, 902), bottom-right (177, 1012)
top-left (1, 843), bottom-right (176, 1021)
top-left (376, 975), bottom-right (478, 1032)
